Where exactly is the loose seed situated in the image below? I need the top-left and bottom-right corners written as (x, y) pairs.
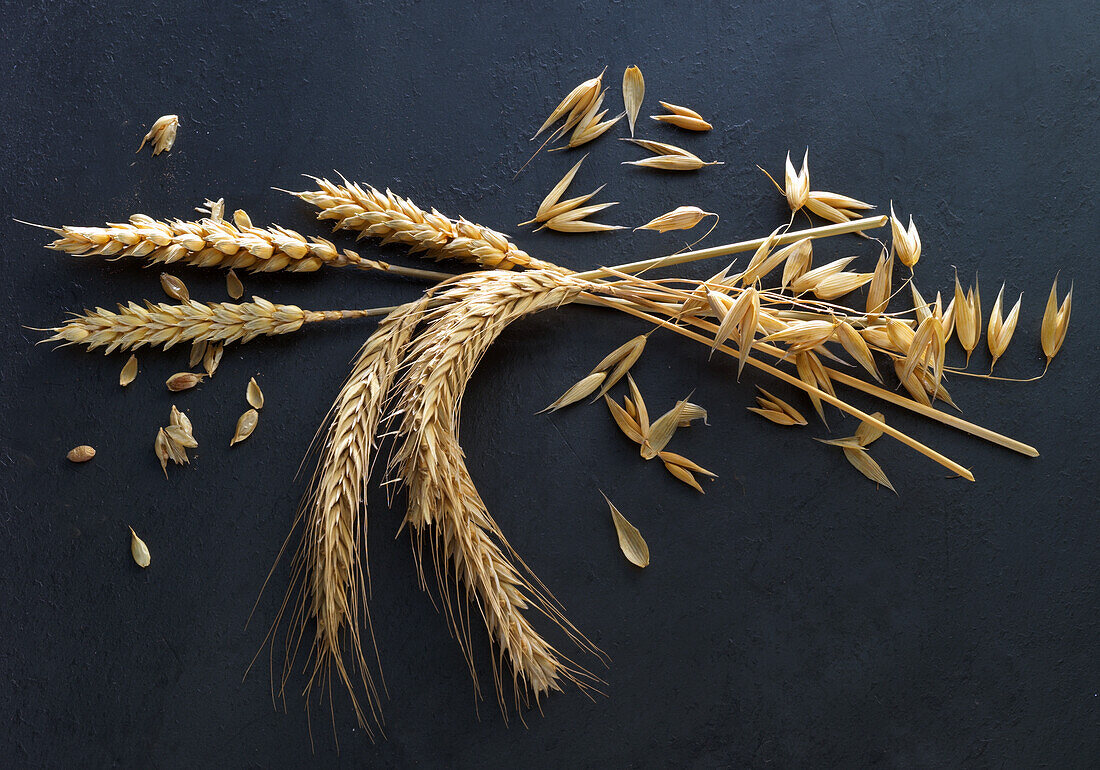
top-left (129, 527), bottom-right (151, 567)
top-left (119, 354), bottom-right (138, 387)
top-left (226, 268), bottom-right (244, 299)
top-left (67, 445), bottom-right (95, 463)
top-left (246, 377), bottom-right (264, 409)
top-left (231, 408), bottom-right (259, 446)
top-left (166, 372), bottom-right (204, 391)
top-left (160, 272), bottom-right (189, 302)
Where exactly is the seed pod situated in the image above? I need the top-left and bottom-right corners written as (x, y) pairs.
top-left (231, 408), bottom-right (259, 446)
top-left (160, 272), bottom-right (189, 302)
top-left (246, 377), bottom-right (264, 409)
top-left (66, 445), bottom-right (96, 463)
top-left (129, 527), bottom-right (151, 568)
top-left (166, 372), bottom-right (204, 392)
top-left (651, 101), bottom-right (712, 131)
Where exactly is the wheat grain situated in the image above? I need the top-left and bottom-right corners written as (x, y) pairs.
top-left (226, 268), bottom-right (244, 299)
top-left (67, 445), bottom-right (95, 462)
top-left (160, 272), bottom-right (189, 301)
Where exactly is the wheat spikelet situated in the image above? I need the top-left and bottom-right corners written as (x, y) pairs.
top-left (35, 211), bottom-right (415, 274)
top-left (287, 177), bottom-right (564, 272)
top-left (42, 297), bottom-right (374, 353)
top-left (388, 270), bottom-right (600, 710)
top-left (273, 300), bottom-right (427, 733)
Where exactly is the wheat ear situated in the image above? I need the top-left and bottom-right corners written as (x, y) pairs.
top-left (29, 213), bottom-right (445, 279)
top-left (389, 270), bottom-right (602, 710)
top-left (272, 299), bottom-right (427, 733)
top-left (285, 177), bottom-right (564, 272)
top-left (40, 297), bottom-right (378, 353)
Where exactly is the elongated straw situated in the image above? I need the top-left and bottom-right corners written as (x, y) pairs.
top-left (577, 216), bottom-right (888, 280)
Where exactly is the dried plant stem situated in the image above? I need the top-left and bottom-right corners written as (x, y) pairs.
top-left (819, 367), bottom-right (1037, 456)
top-left (579, 215), bottom-right (889, 279)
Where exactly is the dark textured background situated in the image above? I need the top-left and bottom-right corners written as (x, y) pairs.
top-left (1, 1), bottom-right (1097, 767)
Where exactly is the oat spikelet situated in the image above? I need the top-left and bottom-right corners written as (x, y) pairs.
top-left (137, 114), bottom-right (178, 155)
top-left (532, 69), bottom-right (605, 139)
top-left (1041, 278), bottom-right (1072, 366)
top-left (43, 297), bottom-right (375, 353)
top-left (559, 89), bottom-right (624, 149)
top-left (287, 177), bottom-right (562, 271)
top-left (651, 101), bottom-right (712, 131)
top-left (390, 271), bottom-right (600, 712)
top-left (987, 284), bottom-right (1022, 370)
top-left (636, 206), bottom-right (714, 234)
top-left (767, 150), bottom-right (873, 223)
top-left (954, 273), bottom-right (982, 364)
top-left (889, 203), bottom-right (922, 269)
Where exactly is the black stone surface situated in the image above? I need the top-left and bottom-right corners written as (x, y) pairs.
top-left (1, 1), bottom-right (1097, 767)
